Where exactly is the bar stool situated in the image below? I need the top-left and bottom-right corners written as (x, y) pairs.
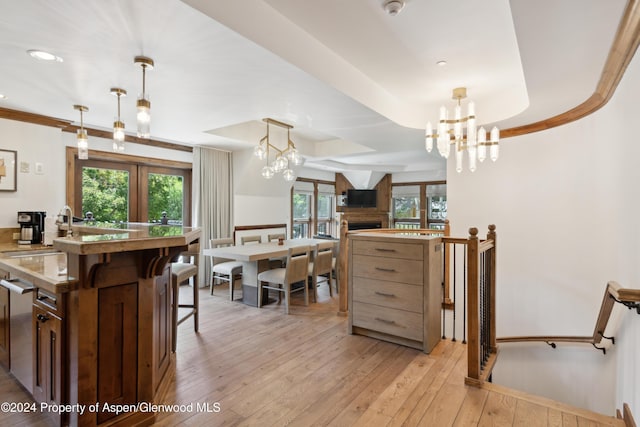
top-left (171, 243), bottom-right (199, 352)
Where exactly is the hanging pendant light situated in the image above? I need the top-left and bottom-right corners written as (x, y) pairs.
top-left (425, 87), bottom-right (500, 173)
top-left (134, 56), bottom-right (154, 138)
top-left (73, 104), bottom-right (89, 160)
top-left (253, 118), bottom-right (304, 181)
top-left (110, 88), bottom-right (126, 151)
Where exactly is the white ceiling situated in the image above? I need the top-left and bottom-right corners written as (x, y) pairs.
top-left (0, 0), bottom-right (627, 174)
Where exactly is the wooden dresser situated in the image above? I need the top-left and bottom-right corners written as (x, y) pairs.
top-left (348, 233), bottom-right (442, 353)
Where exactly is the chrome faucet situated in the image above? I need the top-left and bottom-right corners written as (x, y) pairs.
top-left (56, 205), bottom-right (74, 237)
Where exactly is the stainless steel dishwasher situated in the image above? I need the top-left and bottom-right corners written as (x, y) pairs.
top-left (0, 278), bottom-right (35, 393)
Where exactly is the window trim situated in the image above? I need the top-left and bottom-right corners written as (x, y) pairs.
top-left (65, 147), bottom-right (192, 225)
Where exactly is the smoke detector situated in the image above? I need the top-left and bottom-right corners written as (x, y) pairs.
top-left (383, 0), bottom-right (405, 16)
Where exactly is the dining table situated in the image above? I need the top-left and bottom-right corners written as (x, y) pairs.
top-left (203, 238), bottom-right (337, 306)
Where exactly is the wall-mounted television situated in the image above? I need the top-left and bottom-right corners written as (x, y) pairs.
top-left (347, 189), bottom-right (377, 208)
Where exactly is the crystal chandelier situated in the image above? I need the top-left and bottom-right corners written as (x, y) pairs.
top-left (253, 118), bottom-right (304, 181)
top-left (73, 104), bottom-right (89, 160)
top-left (425, 87), bottom-right (499, 173)
top-left (110, 87), bottom-right (126, 151)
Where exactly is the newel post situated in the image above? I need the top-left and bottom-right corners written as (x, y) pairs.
top-left (338, 219), bottom-right (349, 316)
top-left (443, 219), bottom-right (452, 306)
top-left (487, 224), bottom-right (497, 351)
top-left (466, 227), bottom-right (480, 381)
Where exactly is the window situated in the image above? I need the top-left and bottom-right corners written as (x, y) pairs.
top-left (292, 192), bottom-right (312, 238)
top-left (291, 180), bottom-right (336, 238)
top-left (392, 185), bottom-right (420, 229)
top-left (68, 148), bottom-right (192, 225)
top-left (81, 165), bottom-right (133, 222)
top-left (391, 181), bottom-right (447, 230)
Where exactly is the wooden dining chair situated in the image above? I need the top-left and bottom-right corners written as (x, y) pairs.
top-left (170, 242), bottom-right (199, 352)
top-left (209, 238), bottom-right (243, 300)
top-left (267, 232), bottom-right (287, 268)
top-left (308, 241), bottom-right (335, 302)
top-left (257, 246), bottom-right (310, 314)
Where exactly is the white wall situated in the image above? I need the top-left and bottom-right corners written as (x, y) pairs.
top-left (447, 53), bottom-right (640, 415)
top-left (0, 119), bottom-right (66, 227)
top-left (0, 118), bottom-right (193, 229)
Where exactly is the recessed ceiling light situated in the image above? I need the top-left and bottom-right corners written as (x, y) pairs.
top-left (0, 94), bottom-right (6, 100)
top-left (27, 49), bottom-right (63, 62)
top-left (436, 60), bottom-right (447, 66)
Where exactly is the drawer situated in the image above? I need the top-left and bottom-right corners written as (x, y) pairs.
top-left (352, 240), bottom-right (423, 260)
top-left (353, 277), bottom-right (423, 313)
top-left (352, 254), bottom-right (423, 285)
top-left (352, 302), bottom-right (423, 342)
top-left (33, 288), bottom-right (65, 318)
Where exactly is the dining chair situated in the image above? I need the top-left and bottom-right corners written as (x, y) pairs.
top-left (257, 245), bottom-right (310, 314)
top-left (241, 235), bottom-right (262, 245)
top-left (170, 242), bottom-right (199, 352)
top-left (267, 233), bottom-right (285, 242)
top-left (267, 232), bottom-right (287, 268)
top-left (308, 241), bottom-right (335, 302)
top-left (209, 238), bottom-right (243, 300)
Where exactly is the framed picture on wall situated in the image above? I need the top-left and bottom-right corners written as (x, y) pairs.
top-left (0, 149), bottom-right (17, 191)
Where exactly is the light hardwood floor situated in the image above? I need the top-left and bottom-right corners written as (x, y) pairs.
top-left (0, 283), bottom-right (624, 426)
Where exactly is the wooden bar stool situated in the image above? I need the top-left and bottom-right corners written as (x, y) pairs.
top-left (171, 243), bottom-right (199, 352)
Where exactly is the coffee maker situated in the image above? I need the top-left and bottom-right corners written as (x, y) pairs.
top-left (17, 211), bottom-right (46, 244)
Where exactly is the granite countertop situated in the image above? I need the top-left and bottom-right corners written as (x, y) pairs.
top-left (53, 222), bottom-right (201, 255)
top-left (0, 223), bottom-right (201, 292)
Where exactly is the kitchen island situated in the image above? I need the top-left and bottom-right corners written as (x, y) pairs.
top-left (0, 223), bottom-right (200, 426)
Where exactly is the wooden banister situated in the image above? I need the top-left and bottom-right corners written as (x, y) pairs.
top-left (617, 403), bottom-right (637, 427)
top-left (465, 225), bottom-right (498, 387)
top-left (497, 280), bottom-right (640, 354)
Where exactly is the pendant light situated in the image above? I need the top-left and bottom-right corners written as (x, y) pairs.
top-left (110, 88), bottom-right (126, 151)
top-left (73, 104), bottom-right (89, 160)
top-left (134, 56), bottom-right (154, 138)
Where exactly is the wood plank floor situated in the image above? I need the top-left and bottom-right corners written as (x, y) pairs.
top-left (0, 282), bottom-right (624, 426)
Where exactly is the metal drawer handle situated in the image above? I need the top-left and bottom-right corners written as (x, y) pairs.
top-left (375, 317), bottom-right (396, 325)
top-left (37, 313), bottom-right (50, 323)
top-left (375, 267), bottom-right (396, 273)
top-left (375, 248), bottom-right (396, 252)
top-left (374, 291), bottom-right (396, 298)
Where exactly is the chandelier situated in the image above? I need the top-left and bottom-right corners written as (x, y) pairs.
top-left (73, 104), bottom-right (89, 160)
top-left (110, 87), bottom-right (126, 151)
top-left (134, 56), bottom-right (154, 139)
top-left (425, 87), bottom-right (499, 173)
top-left (253, 118), bottom-right (304, 181)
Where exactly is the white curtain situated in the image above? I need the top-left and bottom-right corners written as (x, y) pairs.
top-left (193, 146), bottom-right (233, 286)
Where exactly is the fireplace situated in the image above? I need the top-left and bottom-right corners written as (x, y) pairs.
top-left (348, 221), bottom-right (382, 231)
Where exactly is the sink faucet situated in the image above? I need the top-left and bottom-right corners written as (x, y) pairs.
top-left (56, 205), bottom-right (74, 237)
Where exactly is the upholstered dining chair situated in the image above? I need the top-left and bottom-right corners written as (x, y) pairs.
top-left (308, 241), bottom-right (334, 302)
top-left (256, 245), bottom-right (310, 314)
top-left (267, 232), bottom-right (287, 268)
top-left (241, 235), bottom-right (262, 245)
top-left (267, 233), bottom-right (285, 242)
top-left (209, 238), bottom-right (243, 300)
top-left (170, 242), bottom-right (199, 352)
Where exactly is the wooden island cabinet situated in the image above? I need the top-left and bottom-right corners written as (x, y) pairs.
top-left (348, 232), bottom-right (442, 353)
top-left (0, 223), bottom-right (200, 426)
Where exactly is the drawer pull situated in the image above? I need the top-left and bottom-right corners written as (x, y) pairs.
top-left (37, 313), bottom-right (50, 323)
top-left (375, 317), bottom-right (396, 325)
top-left (375, 267), bottom-right (396, 273)
top-left (375, 248), bottom-right (396, 252)
top-left (374, 291), bottom-right (396, 298)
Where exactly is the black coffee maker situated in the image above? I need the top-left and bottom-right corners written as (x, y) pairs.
top-left (17, 211), bottom-right (46, 244)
